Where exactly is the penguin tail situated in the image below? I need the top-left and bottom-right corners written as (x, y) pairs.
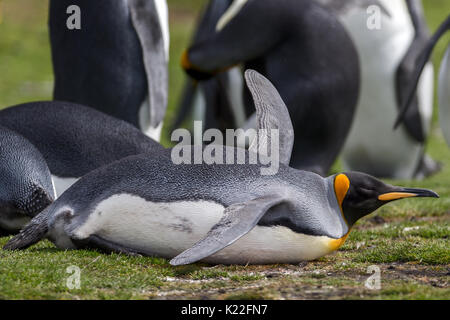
top-left (3, 208), bottom-right (49, 251)
top-left (394, 14), bottom-right (450, 128)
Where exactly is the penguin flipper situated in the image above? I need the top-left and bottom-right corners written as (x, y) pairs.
top-left (3, 210), bottom-right (49, 251)
top-left (170, 194), bottom-right (286, 266)
top-left (395, 15), bottom-right (450, 130)
top-left (128, 0), bottom-right (168, 129)
top-left (245, 70), bottom-right (294, 165)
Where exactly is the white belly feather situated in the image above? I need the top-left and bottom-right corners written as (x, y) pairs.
top-left (71, 194), bottom-right (338, 264)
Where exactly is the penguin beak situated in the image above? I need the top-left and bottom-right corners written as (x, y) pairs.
top-left (378, 188), bottom-right (439, 202)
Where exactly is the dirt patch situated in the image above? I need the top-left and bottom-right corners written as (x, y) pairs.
top-left (145, 263), bottom-right (449, 300)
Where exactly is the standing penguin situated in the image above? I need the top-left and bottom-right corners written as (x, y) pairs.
top-left (180, 0), bottom-right (360, 176)
top-left (317, 0), bottom-right (438, 179)
top-left (174, 0), bottom-right (245, 134)
top-left (0, 126), bottom-right (55, 235)
top-left (396, 15), bottom-right (450, 147)
top-left (0, 101), bottom-right (167, 196)
top-left (4, 71), bottom-right (438, 265)
top-left (49, 0), bottom-right (169, 141)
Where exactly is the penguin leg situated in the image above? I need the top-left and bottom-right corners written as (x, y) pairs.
top-left (414, 153), bottom-right (442, 179)
top-left (72, 235), bottom-right (143, 257)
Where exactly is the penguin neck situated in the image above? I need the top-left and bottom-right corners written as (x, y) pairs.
top-left (325, 176), bottom-right (351, 236)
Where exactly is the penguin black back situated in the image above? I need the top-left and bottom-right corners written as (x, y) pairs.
top-left (49, 0), bottom-right (168, 134)
top-left (0, 101), bottom-right (166, 178)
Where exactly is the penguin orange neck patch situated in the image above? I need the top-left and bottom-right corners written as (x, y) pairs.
top-left (334, 174), bottom-right (350, 208)
top-left (328, 232), bottom-right (350, 252)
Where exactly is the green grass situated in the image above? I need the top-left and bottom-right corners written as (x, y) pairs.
top-left (0, 0), bottom-right (449, 300)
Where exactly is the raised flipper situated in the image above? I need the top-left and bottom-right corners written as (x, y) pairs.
top-left (395, 15), bottom-right (450, 129)
top-left (245, 70), bottom-right (294, 165)
top-left (170, 194), bottom-right (286, 266)
top-left (129, 0), bottom-right (168, 131)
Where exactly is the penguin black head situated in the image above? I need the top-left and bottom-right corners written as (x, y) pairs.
top-left (0, 126), bottom-right (55, 233)
top-left (0, 180), bottom-right (54, 234)
top-left (333, 172), bottom-right (439, 227)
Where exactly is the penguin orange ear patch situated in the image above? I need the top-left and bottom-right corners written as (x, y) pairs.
top-left (334, 174), bottom-right (350, 208)
top-left (181, 50), bottom-right (194, 71)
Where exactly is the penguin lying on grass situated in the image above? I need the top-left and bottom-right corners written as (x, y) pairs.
top-left (0, 126), bottom-right (55, 235)
top-left (396, 15), bottom-right (450, 147)
top-left (4, 71), bottom-right (438, 265)
top-left (0, 102), bottom-right (167, 196)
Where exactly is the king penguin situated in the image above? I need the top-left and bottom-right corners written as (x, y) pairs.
top-left (0, 125), bottom-right (55, 235)
top-left (174, 0), bottom-right (245, 134)
top-left (317, 0), bottom-right (438, 179)
top-left (0, 101), bottom-right (167, 197)
top-left (49, 0), bottom-right (169, 141)
top-left (396, 15), bottom-right (450, 147)
top-left (179, 0), bottom-right (360, 176)
top-left (4, 71), bottom-right (438, 265)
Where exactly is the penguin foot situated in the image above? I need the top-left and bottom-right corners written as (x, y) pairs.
top-left (414, 154), bottom-right (442, 180)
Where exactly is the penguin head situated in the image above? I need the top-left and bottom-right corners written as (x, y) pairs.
top-left (333, 172), bottom-right (439, 226)
top-left (0, 129), bottom-right (55, 232)
top-left (0, 180), bottom-right (53, 234)
top-left (0, 173), bottom-right (54, 220)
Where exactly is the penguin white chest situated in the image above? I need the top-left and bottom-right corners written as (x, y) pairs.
top-left (72, 194), bottom-right (340, 264)
top-left (439, 47), bottom-right (450, 147)
top-left (339, 0), bottom-right (434, 178)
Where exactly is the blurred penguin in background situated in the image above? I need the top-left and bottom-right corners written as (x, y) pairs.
top-left (49, 0), bottom-right (169, 141)
top-left (396, 15), bottom-right (450, 148)
top-left (177, 0), bottom-right (361, 176)
top-left (317, 0), bottom-right (438, 179)
top-left (174, 0), bottom-right (246, 134)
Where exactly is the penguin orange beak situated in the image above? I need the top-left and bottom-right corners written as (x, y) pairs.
top-left (378, 188), bottom-right (439, 201)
